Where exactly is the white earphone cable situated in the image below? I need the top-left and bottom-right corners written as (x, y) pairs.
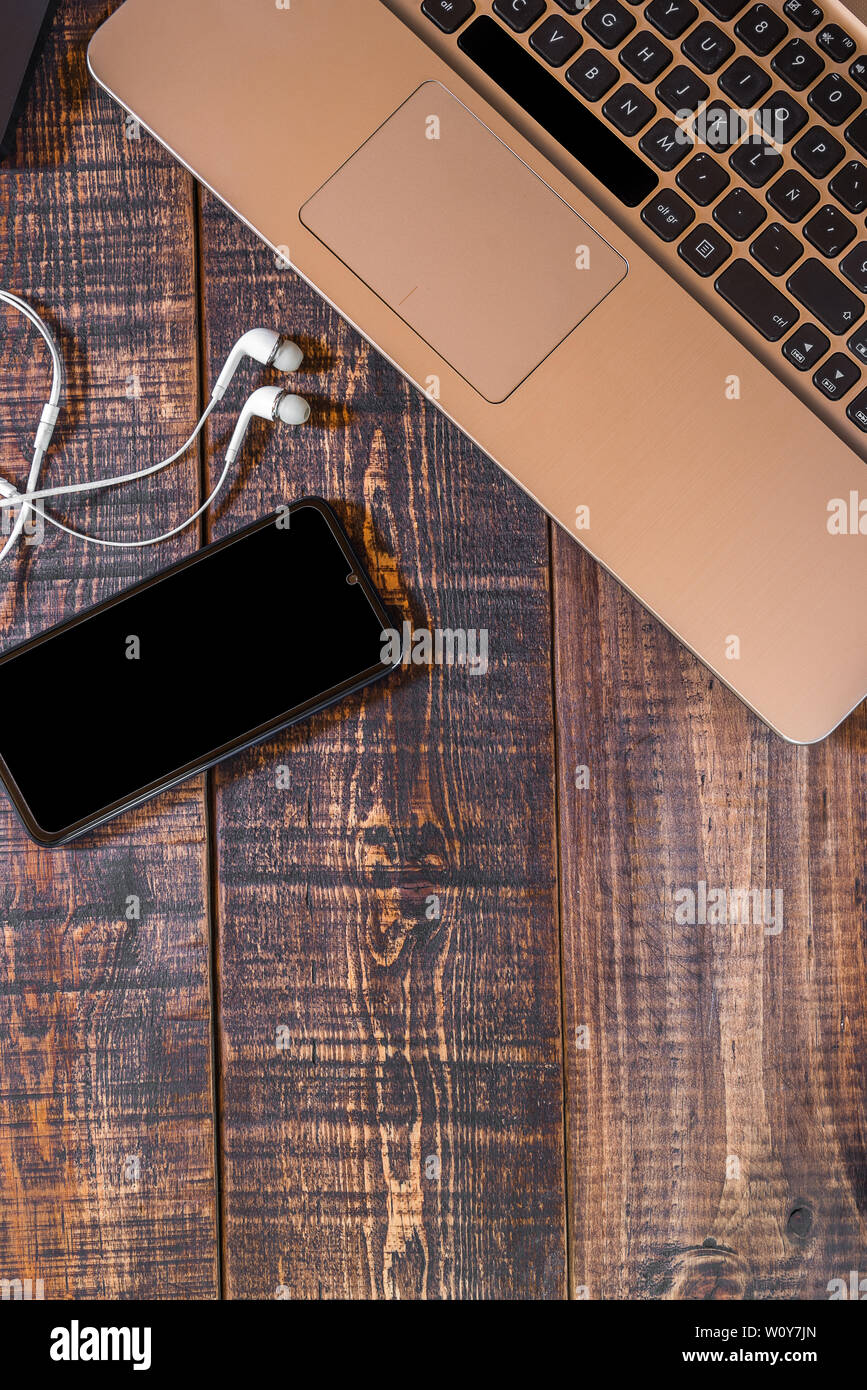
top-left (0, 290), bottom-right (64, 561)
top-left (27, 454), bottom-right (234, 549)
top-left (0, 399), bottom-right (217, 513)
top-left (0, 292), bottom-right (306, 554)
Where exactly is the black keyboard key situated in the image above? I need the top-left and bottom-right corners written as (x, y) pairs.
top-left (641, 187), bottom-right (695, 238)
top-left (735, 4), bottom-right (788, 57)
top-left (809, 74), bottom-right (860, 125)
top-left (804, 204), bottom-right (856, 256)
top-left (730, 135), bottom-right (784, 186)
top-left (458, 18), bottom-right (659, 205)
top-left (682, 22), bottom-right (734, 74)
top-left (530, 14), bottom-right (582, 64)
top-left (656, 63), bottom-right (709, 112)
top-left (846, 386), bottom-right (867, 428)
top-left (566, 47), bottom-right (618, 98)
top-left (772, 37), bottom-right (824, 90)
top-left (849, 57), bottom-right (867, 91)
top-left (703, 0), bottom-right (748, 18)
top-left (603, 81), bottom-right (656, 133)
top-left (845, 110), bottom-right (867, 156)
top-left (719, 55), bottom-right (772, 105)
top-left (715, 259), bottom-right (799, 338)
top-left (848, 324), bottom-right (867, 362)
top-left (645, 0), bottom-right (697, 40)
top-left (554, 0), bottom-right (583, 9)
top-left (816, 23), bottom-right (856, 64)
top-left (839, 241), bottom-right (867, 292)
top-left (783, 323), bottom-right (829, 367)
top-left (813, 351), bottom-right (860, 397)
top-left (714, 186), bottom-right (766, 239)
top-left (751, 220), bottom-right (803, 273)
top-left (422, 0), bottom-right (476, 32)
top-left (830, 159), bottom-right (867, 212)
top-left (639, 116), bottom-right (692, 167)
top-left (787, 256), bottom-right (864, 331)
top-left (767, 169), bottom-right (820, 220)
top-left (583, 0), bottom-right (636, 47)
top-left (679, 223), bottom-right (732, 273)
top-left (621, 31), bottom-right (672, 81)
top-left (757, 91), bottom-right (808, 143)
top-left (693, 101), bottom-right (745, 151)
top-left (677, 151), bottom-right (730, 203)
top-left (792, 125), bottom-right (845, 176)
top-left (492, 0), bottom-right (546, 32)
top-left (783, 0), bottom-right (823, 31)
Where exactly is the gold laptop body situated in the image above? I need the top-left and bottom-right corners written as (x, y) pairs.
top-left (89, 0), bottom-right (867, 742)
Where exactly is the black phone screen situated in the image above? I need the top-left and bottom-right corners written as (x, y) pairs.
top-left (0, 501), bottom-right (394, 843)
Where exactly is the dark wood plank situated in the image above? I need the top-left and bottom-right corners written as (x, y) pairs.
top-left (197, 194), bottom-right (566, 1298)
top-left (554, 529), bottom-right (867, 1299)
top-left (0, 1), bottom-right (217, 1298)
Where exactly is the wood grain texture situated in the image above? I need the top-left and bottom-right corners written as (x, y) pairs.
top-left (2, 0), bottom-right (865, 1306)
top-left (0, 1), bottom-right (217, 1298)
top-left (553, 529), bottom-right (867, 1299)
top-left (196, 195), bottom-right (567, 1299)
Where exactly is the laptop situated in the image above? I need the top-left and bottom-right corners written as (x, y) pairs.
top-left (0, 0), bottom-right (54, 154)
top-left (87, 0), bottom-right (867, 742)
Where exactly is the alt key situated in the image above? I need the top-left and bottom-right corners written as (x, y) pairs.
top-left (422, 0), bottom-right (476, 32)
top-left (641, 189), bottom-right (695, 241)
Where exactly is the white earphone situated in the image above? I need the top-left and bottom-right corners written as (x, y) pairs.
top-left (226, 385), bottom-right (311, 465)
top-left (0, 290), bottom-right (311, 557)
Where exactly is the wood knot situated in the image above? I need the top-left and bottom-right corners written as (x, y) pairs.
top-left (786, 1201), bottom-right (814, 1241)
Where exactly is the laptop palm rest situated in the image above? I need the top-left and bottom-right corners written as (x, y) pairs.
top-left (300, 82), bottom-right (628, 404)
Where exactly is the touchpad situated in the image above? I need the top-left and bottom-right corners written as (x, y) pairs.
top-left (300, 83), bottom-right (627, 404)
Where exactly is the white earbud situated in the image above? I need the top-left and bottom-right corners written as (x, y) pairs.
top-left (226, 385), bottom-right (311, 465)
top-left (0, 293), bottom-right (313, 558)
top-left (211, 328), bottom-right (304, 401)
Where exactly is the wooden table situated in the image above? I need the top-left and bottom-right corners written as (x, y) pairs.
top-left (0, 0), bottom-right (865, 1301)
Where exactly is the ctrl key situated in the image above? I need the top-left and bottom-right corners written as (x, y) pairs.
top-left (715, 259), bottom-right (798, 340)
top-left (641, 190), bottom-right (694, 242)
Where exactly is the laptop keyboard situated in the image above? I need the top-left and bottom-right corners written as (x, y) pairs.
top-left (419, 0), bottom-right (867, 439)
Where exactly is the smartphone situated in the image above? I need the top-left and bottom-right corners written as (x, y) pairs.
top-left (0, 500), bottom-right (397, 845)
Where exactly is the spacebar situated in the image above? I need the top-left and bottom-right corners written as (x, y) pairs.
top-left (457, 16), bottom-right (658, 208)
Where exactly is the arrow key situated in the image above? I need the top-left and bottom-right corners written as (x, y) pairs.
top-left (782, 322), bottom-right (830, 369)
top-left (847, 324), bottom-right (867, 362)
top-left (812, 350), bottom-right (861, 398)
